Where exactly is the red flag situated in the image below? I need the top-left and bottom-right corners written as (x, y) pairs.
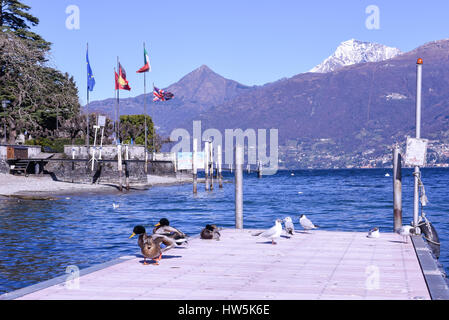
top-left (115, 63), bottom-right (131, 91)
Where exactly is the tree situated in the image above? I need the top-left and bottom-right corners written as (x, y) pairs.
top-left (119, 115), bottom-right (159, 151)
top-left (0, 0), bottom-right (50, 51)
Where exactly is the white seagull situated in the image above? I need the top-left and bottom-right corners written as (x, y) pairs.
top-left (283, 217), bottom-right (295, 236)
top-left (252, 219), bottom-right (283, 245)
top-left (299, 214), bottom-right (318, 232)
top-left (112, 203), bottom-right (120, 209)
top-left (397, 225), bottom-right (415, 243)
top-left (367, 227), bottom-right (380, 238)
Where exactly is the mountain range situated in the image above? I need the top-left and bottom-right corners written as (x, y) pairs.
top-left (86, 39), bottom-right (449, 168)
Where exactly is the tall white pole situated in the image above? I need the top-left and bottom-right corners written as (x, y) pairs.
top-left (413, 58), bottom-right (423, 228)
top-left (235, 144), bottom-right (244, 229)
top-left (193, 138), bottom-right (198, 194)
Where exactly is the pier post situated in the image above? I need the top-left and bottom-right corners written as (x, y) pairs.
top-left (117, 144), bottom-right (123, 192)
top-left (193, 138), bottom-right (198, 194)
top-left (235, 144), bottom-right (243, 229)
top-left (413, 58), bottom-right (423, 228)
top-left (205, 141), bottom-right (210, 191)
top-left (209, 142), bottom-right (214, 191)
top-left (257, 160), bottom-right (262, 178)
top-left (218, 144), bottom-right (223, 188)
top-left (125, 145), bottom-right (129, 191)
top-left (393, 147), bottom-right (402, 232)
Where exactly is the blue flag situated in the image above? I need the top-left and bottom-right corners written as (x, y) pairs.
top-left (86, 48), bottom-right (95, 91)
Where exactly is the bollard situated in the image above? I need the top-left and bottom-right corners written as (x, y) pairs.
top-left (193, 138), bottom-right (198, 194)
top-left (218, 144), bottom-right (223, 188)
top-left (117, 144), bottom-right (123, 192)
top-left (393, 147), bottom-right (402, 232)
top-left (235, 145), bottom-right (243, 229)
top-left (205, 141), bottom-right (210, 191)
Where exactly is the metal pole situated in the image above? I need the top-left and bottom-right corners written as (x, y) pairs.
top-left (193, 138), bottom-right (198, 194)
top-left (218, 144), bottom-right (223, 188)
top-left (143, 42), bottom-right (148, 173)
top-left (86, 43), bottom-right (90, 148)
top-left (413, 58), bottom-right (423, 228)
top-left (209, 141), bottom-right (214, 191)
top-left (393, 147), bottom-right (402, 232)
top-left (117, 144), bottom-right (123, 192)
top-left (117, 57), bottom-right (121, 143)
top-left (205, 141), bottom-right (210, 191)
top-left (235, 144), bottom-right (243, 229)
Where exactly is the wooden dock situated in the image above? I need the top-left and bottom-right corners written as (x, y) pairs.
top-left (1, 229), bottom-right (444, 300)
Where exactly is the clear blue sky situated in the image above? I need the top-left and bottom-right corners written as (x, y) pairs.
top-left (26, 0), bottom-right (449, 105)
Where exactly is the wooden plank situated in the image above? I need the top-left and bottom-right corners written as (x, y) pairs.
top-left (2, 229), bottom-right (431, 300)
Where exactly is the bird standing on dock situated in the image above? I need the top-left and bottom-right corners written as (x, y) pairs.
top-left (200, 224), bottom-right (221, 240)
top-left (367, 227), bottom-right (380, 238)
top-left (283, 217), bottom-right (295, 236)
top-left (397, 225), bottom-right (416, 243)
top-left (252, 219), bottom-right (283, 245)
top-left (299, 214), bottom-right (318, 232)
top-left (129, 226), bottom-right (175, 265)
top-left (153, 218), bottom-right (188, 245)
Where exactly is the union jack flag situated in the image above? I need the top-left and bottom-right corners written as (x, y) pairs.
top-left (153, 86), bottom-right (174, 102)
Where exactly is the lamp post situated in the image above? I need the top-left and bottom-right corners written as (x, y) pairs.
top-left (1, 100), bottom-right (10, 144)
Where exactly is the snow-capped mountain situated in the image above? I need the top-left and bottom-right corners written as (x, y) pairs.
top-left (309, 39), bottom-right (402, 73)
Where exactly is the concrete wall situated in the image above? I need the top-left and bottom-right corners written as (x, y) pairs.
top-left (64, 145), bottom-right (146, 160)
top-left (0, 145), bottom-right (41, 160)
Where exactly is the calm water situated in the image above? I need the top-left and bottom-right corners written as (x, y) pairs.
top-left (1, 168), bottom-right (448, 294)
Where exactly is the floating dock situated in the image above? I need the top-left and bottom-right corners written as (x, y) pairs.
top-left (2, 229), bottom-right (448, 300)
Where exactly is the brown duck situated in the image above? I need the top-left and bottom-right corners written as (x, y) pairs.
top-left (200, 224), bottom-right (221, 240)
top-left (129, 225), bottom-right (176, 265)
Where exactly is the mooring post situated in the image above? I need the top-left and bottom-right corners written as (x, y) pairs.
top-left (125, 145), bottom-right (130, 191)
top-left (235, 144), bottom-right (243, 229)
top-left (218, 144), bottom-right (223, 188)
top-left (192, 138), bottom-right (198, 194)
top-left (257, 160), bottom-right (262, 178)
top-left (413, 58), bottom-right (423, 229)
top-left (393, 147), bottom-right (402, 232)
top-left (205, 141), bottom-right (210, 191)
top-left (209, 141), bottom-right (214, 191)
top-left (117, 144), bottom-right (123, 192)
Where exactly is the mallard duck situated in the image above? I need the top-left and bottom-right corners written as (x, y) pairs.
top-left (200, 224), bottom-right (221, 240)
top-left (129, 225), bottom-right (175, 265)
top-left (153, 218), bottom-right (188, 245)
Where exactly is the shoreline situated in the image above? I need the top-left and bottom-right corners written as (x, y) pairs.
top-left (0, 173), bottom-right (192, 198)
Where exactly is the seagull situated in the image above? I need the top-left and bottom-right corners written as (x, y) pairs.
top-left (113, 203), bottom-right (119, 209)
top-left (367, 227), bottom-right (380, 238)
top-left (385, 173), bottom-right (390, 177)
top-left (283, 217), bottom-right (295, 236)
top-left (397, 225), bottom-right (415, 243)
top-left (252, 219), bottom-right (283, 245)
top-left (299, 214), bottom-right (318, 232)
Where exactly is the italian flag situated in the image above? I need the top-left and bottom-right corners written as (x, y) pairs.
top-left (137, 48), bottom-right (151, 73)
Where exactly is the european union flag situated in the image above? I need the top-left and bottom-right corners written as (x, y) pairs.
top-left (86, 48), bottom-right (95, 92)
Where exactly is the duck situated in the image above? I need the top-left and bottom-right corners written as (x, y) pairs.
top-left (200, 224), bottom-right (221, 240)
top-left (283, 217), bottom-right (295, 236)
top-left (252, 219), bottom-right (283, 245)
top-left (129, 225), bottom-right (175, 265)
top-left (299, 214), bottom-right (318, 232)
top-left (153, 218), bottom-right (188, 245)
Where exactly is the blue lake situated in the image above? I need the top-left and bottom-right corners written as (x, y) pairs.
top-left (1, 168), bottom-right (448, 294)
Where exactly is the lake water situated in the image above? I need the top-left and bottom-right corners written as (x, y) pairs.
top-left (1, 168), bottom-right (448, 295)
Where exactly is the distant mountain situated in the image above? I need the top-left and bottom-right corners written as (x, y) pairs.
top-left (87, 65), bottom-right (253, 135)
top-left (309, 39), bottom-right (402, 73)
top-left (87, 39), bottom-right (449, 168)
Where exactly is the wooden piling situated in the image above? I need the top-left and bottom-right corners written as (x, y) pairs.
top-left (209, 142), bottom-right (214, 191)
top-left (393, 147), bottom-right (402, 232)
top-left (125, 145), bottom-right (129, 191)
top-left (117, 144), bottom-right (123, 192)
top-left (218, 144), bottom-right (223, 188)
top-left (192, 138), bottom-right (198, 194)
top-left (205, 141), bottom-right (210, 191)
top-left (235, 145), bottom-right (243, 229)
top-left (257, 160), bottom-right (262, 178)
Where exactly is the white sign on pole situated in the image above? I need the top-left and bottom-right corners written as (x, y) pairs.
top-left (177, 152), bottom-right (205, 170)
top-left (404, 137), bottom-right (428, 167)
top-left (98, 115), bottom-right (106, 127)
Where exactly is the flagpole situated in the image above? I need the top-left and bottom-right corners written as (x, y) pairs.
top-left (86, 43), bottom-right (90, 148)
top-left (113, 67), bottom-right (117, 143)
top-left (152, 82), bottom-right (155, 158)
top-left (143, 42), bottom-right (148, 166)
top-left (117, 56), bottom-right (120, 143)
